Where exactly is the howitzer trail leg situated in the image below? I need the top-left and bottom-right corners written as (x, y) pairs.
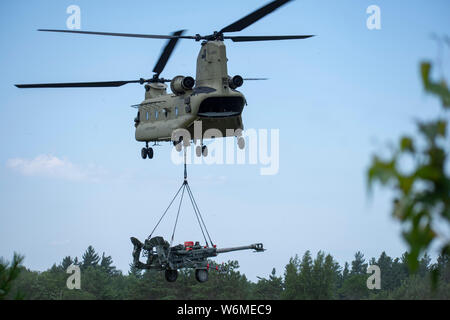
top-left (131, 237), bottom-right (148, 269)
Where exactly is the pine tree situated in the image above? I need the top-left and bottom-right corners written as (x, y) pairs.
top-left (100, 253), bottom-right (117, 275)
top-left (351, 251), bottom-right (367, 275)
top-left (128, 263), bottom-right (142, 278)
top-left (377, 252), bottom-right (393, 290)
top-left (323, 253), bottom-right (340, 299)
top-left (418, 253), bottom-right (431, 277)
top-left (0, 253), bottom-right (24, 300)
top-left (81, 246), bottom-right (100, 269)
top-left (282, 255), bottom-right (299, 299)
top-left (253, 268), bottom-right (283, 300)
top-left (297, 251), bottom-right (313, 299)
top-left (340, 252), bottom-right (370, 299)
top-left (60, 256), bottom-right (73, 271)
top-left (311, 251), bottom-right (325, 299)
top-left (267, 268), bottom-right (283, 299)
top-left (342, 262), bottom-right (350, 280)
top-left (436, 252), bottom-right (450, 283)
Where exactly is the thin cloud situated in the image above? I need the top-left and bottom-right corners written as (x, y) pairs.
top-left (6, 155), bottom-right (108, 183)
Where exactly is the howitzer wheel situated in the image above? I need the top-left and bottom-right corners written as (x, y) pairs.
top-left (165, 269), bottom-right (178, 283)
top-left (195, 269), bottom-right (209, 283)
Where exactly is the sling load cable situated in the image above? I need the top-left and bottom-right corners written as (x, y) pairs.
top-left (147, 146), bottom-right (213, 249)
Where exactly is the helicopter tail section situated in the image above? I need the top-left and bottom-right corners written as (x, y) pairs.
top-left (197, 96), bottom-right (245, 118)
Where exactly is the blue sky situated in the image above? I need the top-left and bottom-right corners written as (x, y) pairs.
top-left (0, 0), bottom-right (449, 281)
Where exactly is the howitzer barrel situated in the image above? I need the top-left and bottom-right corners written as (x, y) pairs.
top-left (216, 243), bottom-right (264, 254)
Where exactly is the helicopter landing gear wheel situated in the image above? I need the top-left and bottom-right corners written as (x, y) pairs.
top-left (238, 137), bottom-right (245, 150)
top-left (147, 147), bottom-right (154, 159)
top-left (141, 148), bottom-right (148, 160)
top-left (202, 145), bottom-right (208, 157)
top-left (165, 269), bottom-right (178, 283)
top-left (195, 269), bottom-right (209, 283)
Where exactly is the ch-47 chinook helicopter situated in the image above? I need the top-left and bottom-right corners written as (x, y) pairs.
top-left (16, 0), bottom-right (313, 159)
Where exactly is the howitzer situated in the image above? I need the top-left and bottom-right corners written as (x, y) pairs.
top-left (131, 236), bottom-right (265, 283)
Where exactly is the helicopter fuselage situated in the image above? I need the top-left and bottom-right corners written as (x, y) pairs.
top-left (135, 40), bottom-right (246, 143)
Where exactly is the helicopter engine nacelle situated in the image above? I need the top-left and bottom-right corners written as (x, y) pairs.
top-left (170, 76), bottom-right (195, 95)
top-left (228, 75), bottom-right (244, 89)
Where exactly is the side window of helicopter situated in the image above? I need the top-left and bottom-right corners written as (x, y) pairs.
top-left (146, 111), bottom-right (149, 121)
top-left (155, 110), bottom-right (159, 120)
top-left (175, 107), bottom-right (179, 118)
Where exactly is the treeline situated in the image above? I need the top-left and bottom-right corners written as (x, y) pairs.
top-left (1, 247), bottom-right (449, 300)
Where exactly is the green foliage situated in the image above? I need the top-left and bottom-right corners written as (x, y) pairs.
top-left (60, 256), bottom-right (73, 271)
top-left (128, 263), bottom-right (143, 278)
top-left (368, 61), bottom-right (450, 274)
top-left (351, 251), bottom-right (368, 275)
top-left (281, 255), bottom-right (300, 299)
top-left (3, 247), bottom-right (450, 300)
top-left (0, 253), bottom-right (24, 300)
top-left (100, 252), bottom-right (117, 276)
top-left (281, 251), bottom-right (340, 300)
top-left (339, 274), bottom-right (370, 300)
top-left (82, 246), bottom-right (100, 269)
top-left (252, 268), bottom-right (283, 300)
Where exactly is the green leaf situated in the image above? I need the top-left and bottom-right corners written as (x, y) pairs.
top-left (400, 137), bottom-right (415, 153)
top-left (415, 165), bottom-right (441, 181)
top-left (421, 62), bottom-right (432, 91)
top-left (420, 62), bottom-right (450, 108)
top-left (368, 156), bottom-right (398, 188)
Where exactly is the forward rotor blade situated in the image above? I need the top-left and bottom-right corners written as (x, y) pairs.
top-left (220, 0), bottom-right (292, 33)
top-left (243, 78), bottom-right (269, 80)
top-left (153, 30), bottom-right (185, 76)
top-left (15, 80), bottom-right (142, 89)
top-left (38, 29), bottom-right (194, 40)
top-left (227, 35), bottom-right (314, 42)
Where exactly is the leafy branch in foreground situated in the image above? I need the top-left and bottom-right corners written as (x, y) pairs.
top-left (0, 253), bottom-right (24, 300)
top-left (368, 60), bottom-right (450, 274)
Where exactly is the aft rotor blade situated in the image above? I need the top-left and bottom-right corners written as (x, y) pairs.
top-left (243, 78), bottom-right (269, 80)
top-left (220, 0), bottom-right (292, 33)
top-left (153, 30), bottom-right (185, 76)
top-left (227, 35), bottom-right (314, 42)
top-left (38, 29), bottom-right (195, 40)
top-left (15, 80), bottom-right (142, 89)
